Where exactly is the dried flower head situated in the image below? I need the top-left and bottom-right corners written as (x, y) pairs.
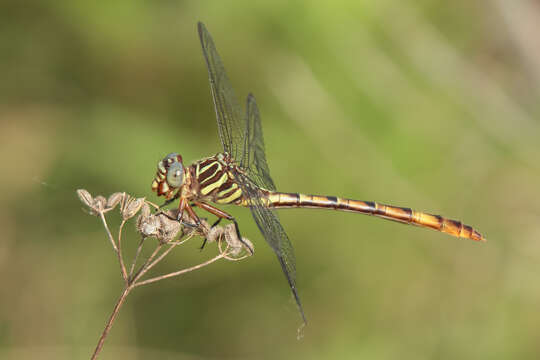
top-left (77, 189), bottom-right (93, 208)
top-left (77, 189), bottom-right (110, 215)
top-left (219, 224), bottom-right (254, 260)
top-left (77, 189), bottom-right (128, 216)
top-left (79, 190), bottom-right (253, 360)
top-left (207, 225), bottom-right (225, 244)
top-left (107, 192), bottom-right (125, 210)
top-left (120, 195), bottom-right (145, 220)
top-left (93, 196), bottom-right (107, 212)
top-left (136, 206), bottom-right (184, 244)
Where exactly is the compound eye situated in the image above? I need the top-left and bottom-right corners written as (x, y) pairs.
top-left (166, 162), bottom-right (184, 188)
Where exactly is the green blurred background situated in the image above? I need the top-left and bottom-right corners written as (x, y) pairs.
top-left (2, 0), bottom-right (540, 359)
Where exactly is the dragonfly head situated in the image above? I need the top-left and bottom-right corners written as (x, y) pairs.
top-left (151, 153), bottom-right (185, 199)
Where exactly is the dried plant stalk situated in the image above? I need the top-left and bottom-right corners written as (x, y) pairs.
top-left (77, 190), bottom-right (253, 360)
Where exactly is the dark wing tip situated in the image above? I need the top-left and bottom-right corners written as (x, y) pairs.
top-left (247, 93), bottom-right (259, 111)
top-left (197, 22), bottom-right (206, 42)
top-left (246, 93), bottom-right (256, 109)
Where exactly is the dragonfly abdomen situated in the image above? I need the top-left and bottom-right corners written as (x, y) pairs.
top-left (266, 192), bottom-right (485, 242)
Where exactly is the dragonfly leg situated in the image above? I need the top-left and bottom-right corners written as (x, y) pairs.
top-left (199, 218), bottom-right (224, 250)
top-left (158, 192), bottom-right (180, 209)
top-left (158, 197), bottom-right (199, 228)
top-left (194, 201), bottom-right (254, 255)
top-left (157, 211), bottom-right (196, 228)
top-left (211, 218), bottom-right (223, 228)
top-left (152, 194), bottom-right (195, 227)
top-left (183, 200), bottom-right (202, 227)
top-left (182, 200), bottom-right (216, 251)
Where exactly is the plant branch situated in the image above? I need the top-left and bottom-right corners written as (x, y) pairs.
top-left (129, 237), bottom-right (145, 278)
top-left (90, 286), bottom-right (131, 360)
top-left (133, 252), bottom-right (226, 287)
top-left (130, 243), bottom-right (162, 284)
top-left (117, 220), bottom-right (128, 282)
top-left (78, 191), bottom-right (254, 360)
top-left (99, 212), bottom-right (118, 252)
top-left (142, 235), bottom-right (194, 274)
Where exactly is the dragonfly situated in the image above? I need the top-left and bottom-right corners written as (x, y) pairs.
top-left (151, 22), bottom-right (485, 324)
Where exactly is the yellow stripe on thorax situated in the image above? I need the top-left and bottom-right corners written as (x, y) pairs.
top-left (197, 161), bottom-right (222, 182)
top-left (200, 172), bottom-right (228, 195)
top-left (216, 187), bottom-right (243, 204)
top-left (217, 183), bottom-right (238, 197)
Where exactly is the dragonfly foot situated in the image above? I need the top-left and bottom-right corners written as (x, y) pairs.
top-left (158, 197), bottom-right (176, 209)
top-left (232, 219), bottom-right (254, 255)
top-left (199, 237), bottom-right (208, 251)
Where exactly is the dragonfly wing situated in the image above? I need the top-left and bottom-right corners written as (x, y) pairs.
top-left (242, 93), bottom-right (277, 191)
top-left (240, 94), bottom-right (304, 321)
top-left (239, 178), bottom-right (306, 324)
top-left (198, 22), bottom-right (246, 159)
top-left (199, 23), bottom-right (304, 323)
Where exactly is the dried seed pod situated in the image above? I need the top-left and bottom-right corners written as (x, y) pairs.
top-left (140, 202), bottom-right (151, 219)
top-left (76, 189), bottom-right (93, 208)
top-left (223, 224), bottom-right (254, 257)
top-left (93, 196), bottom-right (107, 214)
top-left (207, 226), bottom-right (224, 243)
top-left (136, 203), bottom-right (153, 234)
top-left (157, 213), bottom-right (183, 244)
top-left (121, 197), bottom-right (145, 220)
top-left (107, 192), bottom-right (125, 210)
top-left (136, 209), bottom-right (183, 244)
top-left (137, 214), bottom-right (161, 238)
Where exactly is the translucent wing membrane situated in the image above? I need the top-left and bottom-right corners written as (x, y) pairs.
top-left (240, 95), bottom-right (304, 322)
top-left (198, 22), bottom-right (246, 159)
top-left (242, 94), bottom-right (277, 191)
top-left (238, 177), bottom-right (306, 324)
top-left (198, 22), bottom-right (305, 323)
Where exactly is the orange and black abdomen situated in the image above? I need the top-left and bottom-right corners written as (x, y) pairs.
top-left (266, 192), bottom-right (485, 242)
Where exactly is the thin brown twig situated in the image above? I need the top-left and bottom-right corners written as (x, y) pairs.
top-left (145, 200), bottom-right (162, 210)
top-left (90, 286), bottom-right (131, 360)
top-left (129, 237), bottom-right (145, 278)
top-left (117, 220), bottom-right (128, 282)
top-left (133, 252), bottom-right (227, 287)
top-left (130, 243), bottom-right (163, 284)
top-left (141, 234), bottom-right (195, 274)
top-left (99, 212), bottom-right (118, 252)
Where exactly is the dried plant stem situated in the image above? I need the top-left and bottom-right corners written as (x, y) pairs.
top-left (129, 237), bottom-right (145, 278)
top-left (117, 220), bottom-right (128, 282)
top-left (90, 252), bottom-right (228, 359)
top-left (134, 252), bottom-right (226, 287)
top-left (131, 234), bottom-right (196, 286)
top-left (133, 236), bottom-right (193, 282)
top-left (130, 244), bottom-right (163, 283)
top-left (90, 286), bottom-right (131, 360)
top-left (99, 212), bottom-right (118, 252)
top-left (78, 191), bottom-right (252, 360)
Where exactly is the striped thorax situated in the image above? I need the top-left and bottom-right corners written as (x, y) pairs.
top-left (193, 153), bottom-right (244, 204)
top-left (151, 152), bottom-right (245, 205)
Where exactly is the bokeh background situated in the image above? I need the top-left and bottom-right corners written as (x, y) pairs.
top-left (2, 1), bottom-right (540, 359)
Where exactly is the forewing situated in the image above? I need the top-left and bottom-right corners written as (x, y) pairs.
top-left (198, 22), bottom-right (245, 159)
top-left (242, 94), bottom-right (277, 191)
top-left (240, 178), bottom-right (306, 324)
